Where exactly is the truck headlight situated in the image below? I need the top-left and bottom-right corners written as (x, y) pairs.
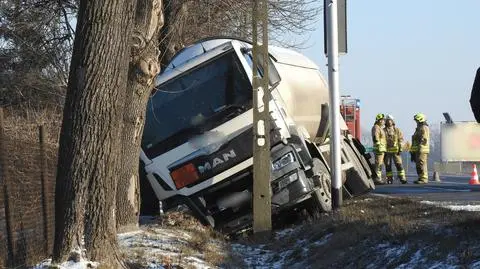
top-left (272, 152), bottom-right (295, 171)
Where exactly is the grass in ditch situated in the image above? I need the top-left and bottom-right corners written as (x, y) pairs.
top-left (121, 212), bottom-right (231, 269)
top-left (122, 196), bottom-right (480, 268)
top-left (230, 195), bottom-right (480, 268)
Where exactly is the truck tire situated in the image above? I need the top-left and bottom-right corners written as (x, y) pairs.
top-left (310, 158), bottom-right (332, 212)
top-left (350, 137), bottom-right (374, 178)
top-left (342, 140), bottom-right (375, 195)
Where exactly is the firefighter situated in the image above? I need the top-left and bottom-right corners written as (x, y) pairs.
top-left (384, 114), bottom-right (407, 184)
top-left (371, 113), bottom-right (386, 184)
top-left (410, 113), bottom-right (430, 184)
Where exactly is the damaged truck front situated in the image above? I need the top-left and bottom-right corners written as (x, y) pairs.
top-left (140, 38), bottom-right (375, 234)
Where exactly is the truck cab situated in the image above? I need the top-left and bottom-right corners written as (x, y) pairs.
top-left (140, 38), bottom-right (374, 234)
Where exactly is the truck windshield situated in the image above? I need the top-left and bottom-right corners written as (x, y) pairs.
top-left (142, 50), bottom-right (252, 157)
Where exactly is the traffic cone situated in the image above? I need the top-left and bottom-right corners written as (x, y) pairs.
top-left (469, 164), bottom-right (480, 185)
top-left (432, 170), bottom-right (441, 182)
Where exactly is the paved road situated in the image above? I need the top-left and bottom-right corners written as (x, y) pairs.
top-left (373, 174), bottom-right (480, 203)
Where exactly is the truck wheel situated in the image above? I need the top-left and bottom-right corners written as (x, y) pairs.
top-left (342, 140), bottom-right (375, 194)
top-left (350, 138), bottom-right (374, 178)
top-left (310, 158), bottom-right (332, 212)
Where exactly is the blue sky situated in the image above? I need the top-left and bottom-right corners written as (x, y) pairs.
top-left (297, 0), bottom-right (480, 135)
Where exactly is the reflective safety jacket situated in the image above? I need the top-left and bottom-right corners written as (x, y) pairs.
top-left (385, 125), bottom-right (404, 153)
top-left (411, 123), bottom-right (430, 153)
top-left (371, 123), bottom-right (386, 153)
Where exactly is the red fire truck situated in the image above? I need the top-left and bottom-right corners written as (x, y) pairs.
top-left (340, 96), bottom-right (361, 141)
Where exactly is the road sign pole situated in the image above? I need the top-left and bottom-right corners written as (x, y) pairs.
top-left (326, 0), bottom-right (343, 209)
top-left (252, 0), bottom-right (272, 235)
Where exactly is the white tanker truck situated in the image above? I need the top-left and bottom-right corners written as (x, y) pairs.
top-left (140, 37), bottom-right (375, 234)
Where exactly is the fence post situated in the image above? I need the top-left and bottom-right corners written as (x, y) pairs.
top-left (0, 108), bottom-right (14, 265)
top-left (38, 125), bottom-right (49, 253)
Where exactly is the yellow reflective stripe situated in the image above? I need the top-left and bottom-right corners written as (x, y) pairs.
top-left (374, 144), bottom-right (386, 152)
top-left (386, 172), bottom-right (394, 177)
top-left (397, 170), bottom-right (405, 176)
top-left (419, 145), bottom-right (430, 153)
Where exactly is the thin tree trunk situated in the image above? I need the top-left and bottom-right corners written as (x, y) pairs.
top-left (158, 0), bottom-right (188, 68)
top-left (53, 0), bottom-right (134, 267)
top-left (116, 0), bottom-right (164, 231)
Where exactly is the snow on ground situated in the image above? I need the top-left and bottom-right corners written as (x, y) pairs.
top-left (33, 258), bottom-right (99, 269)
top-left (231, 229), bottom-right (333, 268)
top-left (31, 198), bottom-right (480, 269)
top-left (421, 201), bottom-right (480, 211)
top-left (363, 243), bottom-right (465, 269)
top-left (33, 220), bottom-right (226, 269)
top-left (118, 224), bottom-right (226, 268)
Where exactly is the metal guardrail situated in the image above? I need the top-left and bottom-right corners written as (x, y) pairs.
top-left (433, 161), bottom-right (476, 175)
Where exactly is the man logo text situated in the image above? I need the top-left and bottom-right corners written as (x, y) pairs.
top-left (198, 150), bottom-right (237, 174)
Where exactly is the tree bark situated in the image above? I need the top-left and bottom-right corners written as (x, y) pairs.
top-left (53, 0), bottom-right (134, 267)
top-left (116, 0), bottom-right (164, 231)
top-left (158, 0), bottom-right (187, 68)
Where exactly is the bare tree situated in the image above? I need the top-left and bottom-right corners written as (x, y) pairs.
top-left (0, 0), bottom-right (76, 109)
top-left (116, 0), bottom-right (164, 232)
top-left (53, 0), bottom-right (135, 266)
top-left (1, 0), bottom-right (318, 108)
top-left (157, 0), bottom-right (320, 67)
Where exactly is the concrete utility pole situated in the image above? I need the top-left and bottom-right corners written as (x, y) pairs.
top-left (251, 0), bottom-right (272, 235)
top-left (326, 0), bottom-right (343, 209)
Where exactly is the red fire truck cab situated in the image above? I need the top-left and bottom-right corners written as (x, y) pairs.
top-left (340, 96), bottom-right (361, 141)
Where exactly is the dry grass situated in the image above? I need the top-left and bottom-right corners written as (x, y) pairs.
top-left (229, 195), bottom-right (480, 268)
top-left (161, 212), bottom-right (229, 267)
top-left (2, 106), bottom-right (62, 145)
top-left (121, 212), bottom-right (232, 269)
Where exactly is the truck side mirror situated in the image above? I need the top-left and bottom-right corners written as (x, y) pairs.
top-left (241, 46), bottom-right (281, 90)
top-left (268, 58), bottom-right (281, 90)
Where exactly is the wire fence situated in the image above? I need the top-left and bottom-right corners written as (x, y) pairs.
top-left (0, 107), bottom-right (58, 268)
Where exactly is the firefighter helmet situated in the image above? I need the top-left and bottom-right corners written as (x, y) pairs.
top-left (385, 114), bottom-right (394, 121)
top-left (414, 113), bottom-right (426, 123)
top-left (376, 113), bottom-right (385, 121)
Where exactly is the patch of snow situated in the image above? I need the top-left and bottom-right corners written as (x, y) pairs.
top-left (232, 243), bottom-right (293, 269)
top-left (366, 243), bottom-right (409, 269)
top-left (376, 243), bottom-right (390, 249)
top-left (367, 242), bottom-right (464, 269)
top-left (384, 245), bottom-right (408, 259)
top-left (274, 228), bottom-right (295, 240)
top-left (470, 260), bottom-right (480, 268)
top-left (145, 263), bottom-right (165, 269)
top-left (233, 229), bottom-right (333, 268)
top-left (117, 226), bottom-right (219, 268)
top-left (429, 262), bottom-right (459, 269)
top-left (119, 228), bottom-right (191, 257)
top-left (446, 253), bottom-right (459, 265)
top-left (312, 233), bottom-right (333, 247)
top-left (33, 258), bottom-right (99, 269)
top-left (31, 223), bottom-right (222, 269)
top-left (397, 250), bottom-right (425, 269)
top-left (421, 201), bottom-right (480, 211)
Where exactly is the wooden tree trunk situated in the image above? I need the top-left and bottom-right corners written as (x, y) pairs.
top-left (116, 0), bottom-right (164, 231)
top-left (158, 0), bottom-right (190, 68)
top-left (53, 0), bottom-right (134, 267)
